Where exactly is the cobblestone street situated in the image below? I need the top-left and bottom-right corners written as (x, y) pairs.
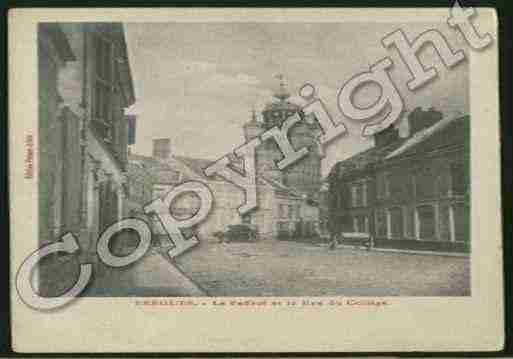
top-left (174, 240), bottom-right (470, 296)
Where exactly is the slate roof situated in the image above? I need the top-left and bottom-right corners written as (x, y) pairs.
top-left (130, 153), bottom-right (311, 200)
top-left (175, 156), bottom-right (300, 195)
top-left (330, 115), bottom-right (469, 179)
top-left (386, 115), bottom-right (469, 160)
top-left (264, 100), bottom-right (301, 112)
top-left (128, 153), bottom-right (180, 185)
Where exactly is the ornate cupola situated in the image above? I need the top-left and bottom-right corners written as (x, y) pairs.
top-left (262, 74), bottom-right (302, 129)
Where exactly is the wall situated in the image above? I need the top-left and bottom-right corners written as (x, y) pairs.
top-left (38, 25), bottom-right (82, 245)
top-left (127, 161), bottom-right (153, 217)
top-left (374, 149), bottom-right (469, 243)
top-left (38, 28), bottom-right (62, 245)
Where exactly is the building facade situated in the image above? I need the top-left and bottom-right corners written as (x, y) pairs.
top-left (243, 81), bottom-right (323, 199)
top-left (38, 23), bottom-right (135, 258)
top-left (38, 24), bottom-right (77, 246)
top-left (130, 139), bottom-right (318, 242)
top-left (328, 108), bottom-right (470, 253)
top-left (317, 180), bottom-right (331, 238)
top-left (127, 152), bottom-right (154, 218)
top-left (240, 80), bottom-right (324, 238)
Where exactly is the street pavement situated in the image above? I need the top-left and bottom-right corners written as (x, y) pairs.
top-left (174, 239), bottom-right (470, 296)
top-left (37, 239), bottom-right (469, 297)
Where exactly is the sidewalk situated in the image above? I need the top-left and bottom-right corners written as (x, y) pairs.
top-left (85, 249), bottom-right (206, 297)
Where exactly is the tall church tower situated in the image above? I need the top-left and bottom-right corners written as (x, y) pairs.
top-left (243, 76), bottom-right (323, 197)
top-left (243, 107), bottom-right (283, 184)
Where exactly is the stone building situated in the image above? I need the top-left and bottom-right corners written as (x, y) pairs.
top-left (127, 151), bottom-right (154, 218)
top-left (130, 139), bottom-right (317, 242)
top-left (38, 24), bottom-right (77, 245)
top-left (243, 80), bottom-right (323, 198)
top-left (317, 179), bottom-right (331, 238)
top-left (240, 80), bottom-right (323, 238)
top-left (38, 23), bottom-right (135, 257)
top-left (172, 156), bottom-right (310, 240)
top-left (328, 108), bottom-right (470, 253)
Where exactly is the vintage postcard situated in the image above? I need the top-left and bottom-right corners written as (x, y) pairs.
top-left (9, 7), bottom-right (503, 352)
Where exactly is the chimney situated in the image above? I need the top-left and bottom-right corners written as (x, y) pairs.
top-left (374, 124), bottom-right (399, 147)
top-left (152, 138), bottom-right (171, 160)
top-left (407, 106), bottom-right (443, 136)
top-left (397, 113), bottom-right (410, 138)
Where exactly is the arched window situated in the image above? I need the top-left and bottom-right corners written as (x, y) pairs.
top-left (389, 207), bottom-right (404, 238)
top-left (376, 210), bottom-right (387, 237)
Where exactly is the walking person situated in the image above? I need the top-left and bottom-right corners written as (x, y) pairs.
top-left (328, 232), bottom-right (337, 250)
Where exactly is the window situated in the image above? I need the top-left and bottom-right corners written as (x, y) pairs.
top-left (242, 215), bottom-right (251, 224)
top-left (295, 205), bottom-right (301, 219)
top-left (389, 207), bottom-right (404, 238)
top-left (351, 182), bottom-right (366, 207)
top-left (438, 205), bottom-right (451, 241)
top-left (387, 171), bottom-right (410, 199)
top-left (417, 205), bottom-right (436, 239)
top-left (376, 173), bottom-right (387, 199)
top-left (278, 204), bottom-right (286, 218)
top-left (288, 205), bottom-right (294, 219)
top-left (452, 203), bottom-right (470, 242)
top-left (450, 163), bottom-right (468, 196)
top-left (405, 207), bottom-right (415, 238)
top-left (92, 34), bottom-right (116, 143)
top-left (376, 210), bottom-right (387, 237)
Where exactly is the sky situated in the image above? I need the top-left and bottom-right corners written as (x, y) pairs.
top-left (124, 21), bottom-right (469, 177)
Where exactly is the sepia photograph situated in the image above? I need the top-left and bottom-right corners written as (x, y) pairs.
top-left (9, 8), bottom-right (502, 352)
top-left (37, 21), bottom-right (470, 298)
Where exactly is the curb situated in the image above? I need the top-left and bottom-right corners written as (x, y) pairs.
top-left (317, 243), bottom-right (469, 257)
